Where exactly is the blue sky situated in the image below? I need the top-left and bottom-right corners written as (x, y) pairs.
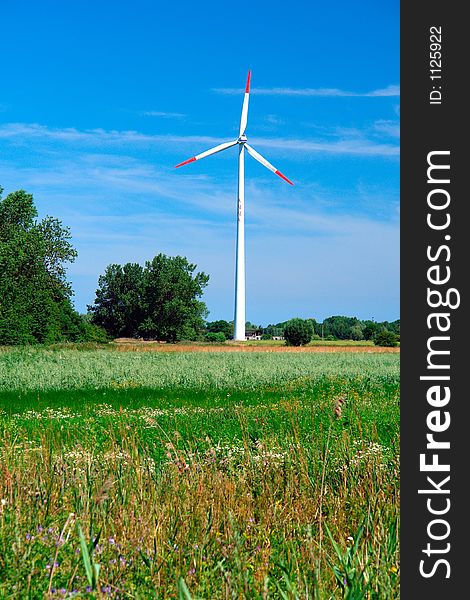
top-left (0, 0), bottom-right (399, 325)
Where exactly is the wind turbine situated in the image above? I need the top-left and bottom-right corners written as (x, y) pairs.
top-left (175, 71), bottom-right (293, 341)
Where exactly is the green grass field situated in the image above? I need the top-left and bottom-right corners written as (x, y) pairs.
top-left (0, 346), bottom-right (400, 599)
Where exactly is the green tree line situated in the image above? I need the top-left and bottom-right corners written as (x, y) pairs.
top-left (265, 316), bottom-right (399, 341)
top-left (1, 187), bottom-right (399, 346)
top-left (206, 317), bottom-right (399, 344)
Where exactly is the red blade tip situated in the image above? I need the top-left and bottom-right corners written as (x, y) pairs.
top-left (275, 170), bottom-right (294, 185)
top-left (175, 156), bottom-right (196, 168)
top-left (245, 70), bottom-right (251, 93)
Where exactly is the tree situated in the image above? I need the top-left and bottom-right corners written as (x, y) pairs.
top-left (350, 323), bottom-right (364, 341)
top-left (374, 330), bottom-right (399, 347)
top-left (362, 320), bottom-right (379, 340)
top-left (284, 318), bottom-right (314, 346)
top-left (89, 254), bottom-right (209, 342)
top-left (265, 321), bottom-right (288, 338)
top-left (0, 187), bottom-right (91, 344)
top-left (89, 263), bottom-right (145, 338)
top-left (322, 316), bottom-right (363, 340)
top-left (388, 319), bottom-right (400, 335)
top-left (206, 320), bottom-right (233, 340)
top-left (245, 321), bottom-right (261, 331)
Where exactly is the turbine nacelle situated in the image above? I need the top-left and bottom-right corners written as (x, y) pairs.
top-left (238, 134), bottom-right (247, 143)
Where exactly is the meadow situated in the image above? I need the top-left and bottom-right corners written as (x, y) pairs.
top-left (0, 345), bottom-right (400, 599)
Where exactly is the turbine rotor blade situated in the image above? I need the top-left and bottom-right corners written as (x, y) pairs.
top-left (245, 143), bottom-right (294, 185)
top-left (238, 70), bottom-right (251, 137)
top-left (175, 140), bottom-right (238, 168)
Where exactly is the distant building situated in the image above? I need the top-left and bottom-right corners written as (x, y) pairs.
top-left (245, 328), bottom-right (262, 341)
top-left (272, 335), bottom-right (284, 341)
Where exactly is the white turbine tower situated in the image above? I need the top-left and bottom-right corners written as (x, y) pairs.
top-left (175, 71), bottom-right (293, 341)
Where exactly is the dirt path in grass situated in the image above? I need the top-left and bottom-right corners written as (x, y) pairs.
top-left (112, 339), bottom-right (400, 353)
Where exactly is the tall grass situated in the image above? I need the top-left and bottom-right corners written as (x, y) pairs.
top-left (0, 347), bottom-right (398, 393)
top-left (0, 347), bottom-right (399, 598)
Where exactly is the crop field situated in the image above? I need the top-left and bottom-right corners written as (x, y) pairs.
top-left (0, 346), bottom-right (400, 599)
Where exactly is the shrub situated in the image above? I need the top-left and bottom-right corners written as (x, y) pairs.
top-left (374, 330), bottom-right (398, 347)
top-left (79, 321), bottom-right (111, 343)
top-left (284, 318), bottom-right (314, 346)
top-left (205, 331), bottom-right (226, 343)
top-left (206, 320), bottom-right (233, 339)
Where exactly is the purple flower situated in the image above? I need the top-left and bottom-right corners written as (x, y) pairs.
top-left (108, 536), bottom-right (115, 545)
top-left (85, 586), bottom-right (92, 593)
top-left (25, 533), bottom-right (32, 541)
top-left (188, 567), bottom-right (196, 575)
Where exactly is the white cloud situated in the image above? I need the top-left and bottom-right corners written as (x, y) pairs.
top-left (0, 122), bottom-right (222, 146)
top-left (252, 136), bottom-right (399, 157)
top-left (373, 120), bottom-right (400, 138)
top-left (141, 111), bottom-right (186, 118)
top-left (213, 85), bottom-right (400, 97)
top-left (0, 122), bottom-right (399, 158)
top-left (264, 114), bottom-right (284, 126)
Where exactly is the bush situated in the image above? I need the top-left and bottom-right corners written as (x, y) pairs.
top-left (284, 318), bottom-right (314, 346)
top-left (205, 331), bottom-right (226, 343)
top-left (374, 330), bottom-right (398, 347)
top-left (261, 333), bottom-right (272, 341)
top-left (206, 320), bottom-right (233, 339)
top-left (79, 321), bottom-right (111, 343)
